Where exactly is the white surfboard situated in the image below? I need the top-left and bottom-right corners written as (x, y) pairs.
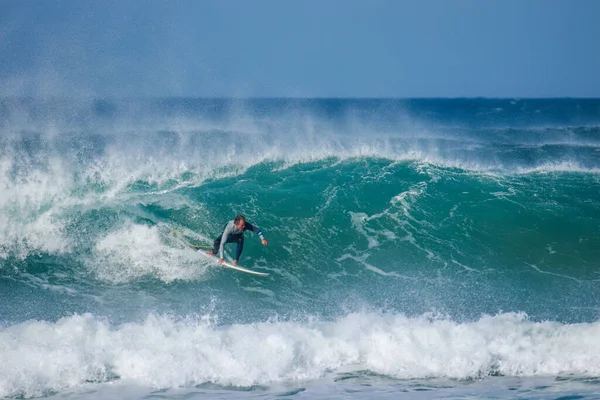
top-left (196, 249), bottom-right (269, 277)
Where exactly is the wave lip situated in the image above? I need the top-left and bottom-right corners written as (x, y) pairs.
top-left (1, 312), bottom-right (599, 398)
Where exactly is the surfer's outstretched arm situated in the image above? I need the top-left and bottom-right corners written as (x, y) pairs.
top-left (245, 222), bottom-right (268, 246)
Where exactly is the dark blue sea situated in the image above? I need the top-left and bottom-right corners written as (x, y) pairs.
top-left (1, 98), bottom-right (600, 399)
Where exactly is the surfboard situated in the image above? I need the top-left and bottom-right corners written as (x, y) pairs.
top-left (170, 229), bottom-right (269, 276)
top-left (196, 249), bottom-right (269, 277)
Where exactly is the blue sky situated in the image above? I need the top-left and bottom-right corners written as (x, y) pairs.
top-left (1, 0), bottom-right (599, 97)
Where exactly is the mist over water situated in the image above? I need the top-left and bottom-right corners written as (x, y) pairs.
top-left (1, 98), bottom-right (600, 398)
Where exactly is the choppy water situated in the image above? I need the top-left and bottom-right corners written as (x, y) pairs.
top-left (1, 98), bottom-right (599, 399)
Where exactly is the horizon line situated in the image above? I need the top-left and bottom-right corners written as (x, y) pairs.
top-left (2, 96), bottom-right (600, 101)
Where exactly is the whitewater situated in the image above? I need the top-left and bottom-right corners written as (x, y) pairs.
top-left (1, 98), bottom-right (599, 399)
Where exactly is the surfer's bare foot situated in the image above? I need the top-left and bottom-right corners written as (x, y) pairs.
top-left (206, 250), bottom-right (214, 255)
top-left (233, 260), bottom-right (238, 266)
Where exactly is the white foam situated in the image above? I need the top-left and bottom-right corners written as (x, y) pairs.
top-left (515, 161), bottom-right (600, 175)
top-left (0, 153), bottom-right (74, 257)
top-left (349, 212), bottom-right (381, 249)
top-left (89, 223), bottom-right (207, 283)
top-left (1, 312), bottom-right (599, 398)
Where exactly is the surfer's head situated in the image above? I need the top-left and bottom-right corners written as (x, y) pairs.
top-left (234, 215), bottom-right (246, 229)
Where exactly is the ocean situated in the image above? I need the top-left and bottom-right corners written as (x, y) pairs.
top-left (0, 98), bottom-right (599, 399)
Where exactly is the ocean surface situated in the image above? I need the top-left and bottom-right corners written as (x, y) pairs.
top-left (1, 98), bottom-right (599, 399)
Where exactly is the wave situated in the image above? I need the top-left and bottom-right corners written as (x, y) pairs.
top-left (0, 99), bottom-right (599, 399)
top-left (1, 99), bottom-right (599, 332)
top-left (1, 311), bottom-right (599, 398)
top-left (1, 154), bottom-right (599, 286)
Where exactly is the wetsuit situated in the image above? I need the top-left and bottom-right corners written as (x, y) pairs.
top-left (211, 220), bottom-right (264, 262)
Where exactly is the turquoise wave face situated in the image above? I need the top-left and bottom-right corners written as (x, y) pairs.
top-left (1, 156), bottom-right (599, 325)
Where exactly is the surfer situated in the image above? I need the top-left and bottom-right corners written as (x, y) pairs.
top-left (206, 215), bottom-right (268, 265)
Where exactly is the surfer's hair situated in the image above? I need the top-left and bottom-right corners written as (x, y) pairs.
top-left (234, 215), bottom-right (246, 224)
